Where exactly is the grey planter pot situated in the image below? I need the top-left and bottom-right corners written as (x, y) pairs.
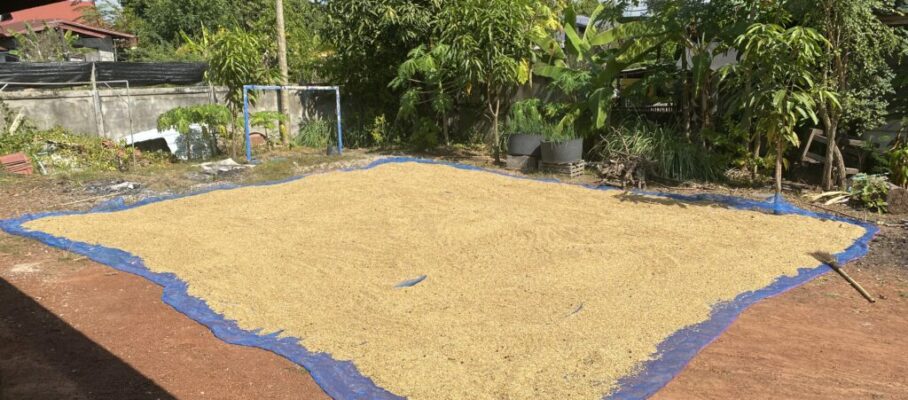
top-left (507, 134), bottom-right (543, 157)
top-left (541, 138), bottom-right (583, 164)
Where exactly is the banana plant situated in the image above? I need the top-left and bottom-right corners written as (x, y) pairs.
top-left (533, 3), bottom-right (669, 136)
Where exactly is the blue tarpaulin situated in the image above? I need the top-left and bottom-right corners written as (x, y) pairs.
top-left (0, 157), bottom-right (877, 400)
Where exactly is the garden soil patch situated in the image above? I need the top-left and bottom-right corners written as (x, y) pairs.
top-left (23, 162), bottom-right (867, 399)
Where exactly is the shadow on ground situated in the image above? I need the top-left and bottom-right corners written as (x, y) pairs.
top-left (0, 278), bottom-right (175, 400)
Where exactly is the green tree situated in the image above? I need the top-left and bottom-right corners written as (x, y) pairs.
top-left (726, 23), bottom-right (838, 196)
top-left (335, 0), bottom-right (562, 152)
top-left (390, 0), bottom-right (562, 153)
top-left (792, 0), bottom-right (907, 190)
top-left (121, 0), bottom-right (236, 44)
top-left (390, 44), bottom-right (458, 145)
top-left (650, 0), bottom-right (783, 137)
top-left (434, 0), bottom-right (549, 160)
top-left (323, 0), bottom-right (438, 120)
top-left (233, 0), bottom-right (328, 83)
top-left (120, 0), bottom-right (326, 81)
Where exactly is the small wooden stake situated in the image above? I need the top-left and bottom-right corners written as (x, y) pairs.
top-left (812, 252), bottom-right (876, 303)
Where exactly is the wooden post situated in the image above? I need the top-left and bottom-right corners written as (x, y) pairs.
top-left (90, 63), bottom-right (106, 137)
top-left (275, 0), bottom-right (291, 146)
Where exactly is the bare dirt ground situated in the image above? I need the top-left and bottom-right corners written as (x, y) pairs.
top-left (1, 151), bottom-right (906, 399)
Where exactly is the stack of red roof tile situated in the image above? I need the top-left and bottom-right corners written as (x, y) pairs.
top-left (0, 152), bottom-right (33, 175)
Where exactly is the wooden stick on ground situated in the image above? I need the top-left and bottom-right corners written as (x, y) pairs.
top-left (812, 252), bottom-right (876, 303)
top-left (54, 192), bottom-right (123, 208)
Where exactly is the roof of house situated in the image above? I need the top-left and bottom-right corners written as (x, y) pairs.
top-left (0, 1), bottom-right (135, 43)
top-left (2, 0), bottom-right (94, 23)
top-left (0, 1), bottom-right (65, 14)
top-left (0, 19), bottom-right (135, 41)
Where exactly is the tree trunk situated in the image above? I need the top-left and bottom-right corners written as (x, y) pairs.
top-left (744, 75), bottom-right (757, 178)
top-left (229, 115), bottom-right (238, 159)
top-left (821, 111), bottom-right (847, 190)
top-left (820, 0), bottom-right (848, 190)
top-left (491, 97), bottom-right (501, 163)
top-left (822, 115), bottom-right (835, 190)
top-left (680, 51), bottom-right (691, 140)
top-left (275, 0), bottom-right (291, 146)
top-left (700, 73), bottom-right (712, 131)
top-left (833, 143), bottom-right (847, 188)
top-left (752, 132), bottom-right (762, 179)
top-left (774, 138), bottom-right (783, 196)
top-left (441, 110), bottom-right (450, 146)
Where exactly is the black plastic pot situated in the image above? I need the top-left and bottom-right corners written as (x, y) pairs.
top-left (541, 138), bottom-right (583, 164)
top-left (507, 134), bottom-right (543, 157)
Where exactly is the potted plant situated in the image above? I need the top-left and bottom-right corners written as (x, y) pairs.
top-left (541, 125), bottom-right (583, 164)
top-left (505, 100), bottom-right (545, 157)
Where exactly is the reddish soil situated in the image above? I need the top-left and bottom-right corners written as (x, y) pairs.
top-left (653, 228), bottom-right (908, 400)
top-left (1, 172), bottom-right (907, 400)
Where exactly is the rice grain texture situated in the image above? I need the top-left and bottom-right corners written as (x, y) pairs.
top-left (25, 162), bottom-right (866, 399)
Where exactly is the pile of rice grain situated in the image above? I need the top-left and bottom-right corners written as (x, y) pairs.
top-left (25, 162), bottom-right (866, 399)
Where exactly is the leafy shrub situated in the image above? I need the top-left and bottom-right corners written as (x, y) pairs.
top-left (850, 173), bottom-right (890, 212)
top-left (1, 100), bottom-right (35, 136)
top-left (888, 141), bottom-right (908, 188)
top-left (0, 127), bottom-right (143, 172)
top-left (159, 104), bottom-right (231, 137)
top-left (342, 125), bottom-right (372, 149)
top-left (295, 119), bottom-right (334, 148)
top-left (593, 119), bottom-right (722, 182)
top-left (1, 100), bottom-right (157, 172)
top-left (369, 115), bottom-right (389, 147)
top-left (506, 99), bottom-right (547, 136)
top-left (408, 117), bottom-right (439, 150)
top-left (506, 99), bottom-right (578, 142)
top-left (158, 104), bottom-right (232, 159)
top-left (248, 111), bottom-right (288, 143)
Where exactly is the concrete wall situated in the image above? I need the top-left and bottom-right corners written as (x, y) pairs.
top-left (0, 85), bottom-right (335, 141)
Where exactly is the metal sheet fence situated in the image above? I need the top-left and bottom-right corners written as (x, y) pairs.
top-left (0, 62), bottom-right (207, 87)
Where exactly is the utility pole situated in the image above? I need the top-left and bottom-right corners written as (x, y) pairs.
top-left (275, 0), bottom-right (290, 146)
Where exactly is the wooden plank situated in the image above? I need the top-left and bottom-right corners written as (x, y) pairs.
top-left (803, 152), bottom-right (824, 164)
top-left (541, 160), bottom-right (586, 178)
